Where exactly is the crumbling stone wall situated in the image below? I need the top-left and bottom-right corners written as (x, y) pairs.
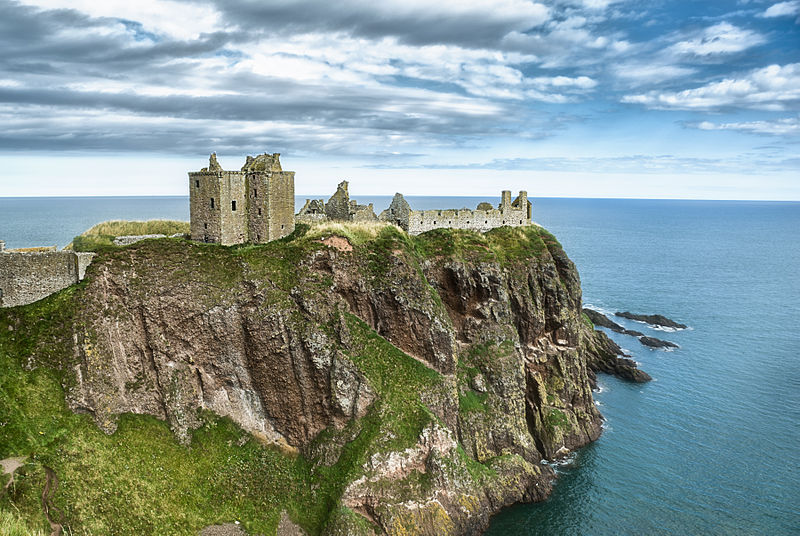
top-left (296, 199), bottom-right (327, 224)
top-left (296, 181), bottom-right (376, 224)
top-left (380, 191), bottom-right (532, 235)
top-left (0, 250), bottom-right (95, 307)
top-left (324, 181), bottom-right (352, 221)
top-left (189, 153), bottom-right (295, 245)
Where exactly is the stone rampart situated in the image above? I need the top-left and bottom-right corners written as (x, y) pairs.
top-left (405, 207), bottom-right (528, 235)
top-left (0, 250), bottom-right (95, 308)
top-left (380, 191), bottom-right (531, 235)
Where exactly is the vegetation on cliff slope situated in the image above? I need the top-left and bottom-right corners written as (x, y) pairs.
top-left (68, 219), bottom-right (189, 252)
top-left (0, 221), bottom-right (612, 535)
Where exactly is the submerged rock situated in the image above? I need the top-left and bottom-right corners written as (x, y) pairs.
top-left (583, 308), bottom-right (647, 338)
top-left (639, 336), bottom-right (679, 349)
top-left (615, 311), bottom-right (687, 329)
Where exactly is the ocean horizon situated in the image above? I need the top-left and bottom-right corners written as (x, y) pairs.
top-left (1, 196), bottom-right (798, 534)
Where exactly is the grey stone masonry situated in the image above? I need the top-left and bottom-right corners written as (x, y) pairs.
top-left (189, 152), bottom-right (295, 245)
top-left (295, 180), bottom-right (377, 224)
top-left (380, 190), bottom-right (532, 235)
top-left (0, 246), bottom-right (95, 308)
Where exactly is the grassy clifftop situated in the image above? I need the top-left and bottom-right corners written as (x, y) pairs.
top-left (67, 219), bottom-right (189, 252)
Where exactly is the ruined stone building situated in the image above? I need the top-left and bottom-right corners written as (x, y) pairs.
top-left (296, 181), bottom-right (377, 224)
top-left (380, 191), bottom-right (532, 235)
top-left (189, 153), bottom-right (295, 245)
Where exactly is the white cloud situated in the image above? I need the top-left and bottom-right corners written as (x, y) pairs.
top-left (529, 75), bottom-right (597, 89)
top-left (762, 1), bottom-right (800, 17)
top-left (20, 0), bottom-right (222, 39)
top-left (668, 22), bottom-right (765, 56)
top-left (694, 117), bottom-right (800, 135)
top-left (622, 63), bottom-right (800, 111)
top-left (614, 63), bottom-right (696, 84)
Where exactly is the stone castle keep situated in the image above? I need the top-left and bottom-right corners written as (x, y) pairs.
top-left (189, 153), bottom-right (295, 245)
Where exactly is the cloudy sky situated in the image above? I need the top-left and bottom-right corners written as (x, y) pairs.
top-left (1, 0), bottom-right (798, 199)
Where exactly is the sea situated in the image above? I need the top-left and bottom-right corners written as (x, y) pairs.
top-left (1, 196), bottom-right (798, 535)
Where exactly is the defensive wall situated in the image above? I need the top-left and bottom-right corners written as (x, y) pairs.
top-left (0, 242), bottom-right (94, 307)
top-left (380, 190), bottom-right (532, 235)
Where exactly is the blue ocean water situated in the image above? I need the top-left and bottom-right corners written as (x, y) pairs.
top-left (1, 196), bottom-right (798, 534)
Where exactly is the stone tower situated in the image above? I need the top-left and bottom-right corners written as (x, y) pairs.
top-left (189, 153), bottom-right (295, 245)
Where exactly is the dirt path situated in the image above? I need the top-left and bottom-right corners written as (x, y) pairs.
top-left (41, 466), bottom-right (64, 536)
top-left (1, 456), bottom-right (27, 495)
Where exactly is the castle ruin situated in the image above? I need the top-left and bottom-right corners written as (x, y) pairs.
top-left (379, 190), bottom-right (531, 235)
top-left (189, 153), bottom-right (295, 245)
top-left (296, 181), bottom-right (377, 224)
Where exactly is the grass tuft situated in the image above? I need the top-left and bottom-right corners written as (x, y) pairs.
top-left (68, 220), bottom-right (189, 252)
top-left (305, 220), bottom-right (397, 246)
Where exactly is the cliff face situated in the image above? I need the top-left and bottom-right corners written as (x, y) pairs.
top-left (5, 224), bottom-right (641, 535)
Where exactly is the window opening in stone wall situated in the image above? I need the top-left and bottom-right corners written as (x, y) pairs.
top-left (195, 180), bottom-right (200, 188)
top-left (258, 208), bottom-right (262, 215)
top-left (485, 220), bottom-right (488, 224)
top-left (519, 220), bottom-right (522, 224)
top-left (281, 224), bottom-right (285, 230)
top-left (466, 221), bottom-right (470, 224)
top-left (448, 221), bottom-right (451, 224)
top-left (204, 223), bottom-right (208, 229)
top-left (502, 220), bottom-right (505, 225)
top-left (211, 198), bottom-right (215, 209)
top-left (253, 188), bottom-right (257, 198)
top-left (232, 200), bottom-right (237, 211)
top-left (433, 220), bottom-right (437, 225)
top-left (257, 234), bottom-right (260, 241)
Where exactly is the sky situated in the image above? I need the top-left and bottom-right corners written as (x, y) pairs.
top-left (0, 0), bottom-right (798, 199)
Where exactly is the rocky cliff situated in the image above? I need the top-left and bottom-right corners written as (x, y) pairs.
top-left (0, 223), bottom-right (646, 535)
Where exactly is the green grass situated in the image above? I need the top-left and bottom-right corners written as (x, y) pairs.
top-left (413, 225), bottom-right (550, 266)
top-left (0, 508), bottom-right (47, 536)
top-left (458, 390), bottom-right (488, 413)
top-left (68, 220), bottom-right (189, 252)
top-left (304, 220), bottom-right (396, 246)
top-left (545, 409), bottom-right (569, 433)
top-left (341, 313), bottom-right (443, 452)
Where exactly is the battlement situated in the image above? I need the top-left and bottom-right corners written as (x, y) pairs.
top-left (380, 191), bottom-right (531, 235)
top-left (189, 152), bottom-right (295, 245)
